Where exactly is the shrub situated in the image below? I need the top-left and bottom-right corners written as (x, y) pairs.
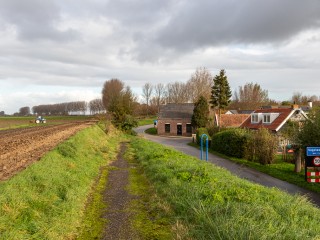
top-left (145, 127), bottom-right (157, 135)
top-left (196, 128), bottom-right (211, 146)
top-left (248, 128), bottom-right (278, 165)
top-left (211, 128), bottom-right (249, 158)
top-left (112, 114), bottom-right (138, 134)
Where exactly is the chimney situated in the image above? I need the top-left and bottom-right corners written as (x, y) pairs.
top-left (292, 104), bottom-right (299, 109)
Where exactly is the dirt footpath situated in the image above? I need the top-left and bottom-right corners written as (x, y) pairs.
top-left (0, 122), bottom-right (93, 181)
top-left (102, 143), bottom-right (139, 240)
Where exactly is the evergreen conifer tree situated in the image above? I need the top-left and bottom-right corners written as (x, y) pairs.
top-left (210, 69), bottom-right (232, 130)
top-left (191, 95), bottom-right (209, 129)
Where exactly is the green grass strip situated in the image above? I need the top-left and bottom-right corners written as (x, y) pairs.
top-left (0, 125), bottom-right (121, 239)
top-left (137, 116), bottom-right (157, 126)
top-left (125, 143), bottom-right (173, 239)
top-left (189, 142), bottom-right (320, 194)
top-left (131, 138), bottom-right (320, 240)
top-left (145, 127), bottom-right (157, 135)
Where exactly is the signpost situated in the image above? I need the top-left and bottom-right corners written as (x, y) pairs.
top-left (305, 146), bottom-right (320, 182)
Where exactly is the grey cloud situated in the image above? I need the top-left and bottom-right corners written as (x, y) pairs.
top-left (103, 0), bottom-right (173, 28)
top-left (155, 0), bottom-right (320, 51)
top-left (0, 0), bottom-right (78, 42)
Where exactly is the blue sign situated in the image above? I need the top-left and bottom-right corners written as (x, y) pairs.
top-left (306, 147), bottom-right (320, 156)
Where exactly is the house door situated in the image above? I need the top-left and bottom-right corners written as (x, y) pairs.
top-left (177, 124), bottom-right (182, 135)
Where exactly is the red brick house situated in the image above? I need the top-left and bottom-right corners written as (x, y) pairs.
top-left (157, 103), bottom-right (194, 136)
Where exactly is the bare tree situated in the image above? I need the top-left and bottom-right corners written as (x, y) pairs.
top-left (233, 82), bottom-right (269, 109)
top-left (122, 86), bottom-right (137, 115)
top-left (154, 83), bottom-right (166, 112)
top-left (291, 92), bottom-right (319, 105)
top-left (291, 92), bottom-right (303, 104)
top-left (166, 82), bottom-right (189, 103)
top-left (19, 106), bottom-right (30, 116)
top-left (142, 83), bottom-right (153, 116)
top-left (89, 99), bottom-right (104, 115)
top-left (187, 67), bottom-right (213, 102)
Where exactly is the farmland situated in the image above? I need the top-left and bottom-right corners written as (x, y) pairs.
top-left (0, 115), bottom-right (92, 130)
top-left (0, 117), bottom-right (96, 180)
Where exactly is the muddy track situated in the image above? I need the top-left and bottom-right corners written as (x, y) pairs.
top-left (0, 121), bottom-right (94, 181)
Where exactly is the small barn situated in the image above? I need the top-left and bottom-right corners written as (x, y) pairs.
top-left (157, 103), bottom-right (194, 136)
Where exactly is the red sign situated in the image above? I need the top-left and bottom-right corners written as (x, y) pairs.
top-left (313, 157), bottom-right (320, 166)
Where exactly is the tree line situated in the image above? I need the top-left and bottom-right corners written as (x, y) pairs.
top-left (15, 100), bottom-right (105, 116)
top-left (11, 67), bottom-right (320, 117)
top-left (141, 67), bottom-right (320, 115)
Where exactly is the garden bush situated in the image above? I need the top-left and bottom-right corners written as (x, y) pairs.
top-left (211, 128), bottom-right (249, 158)
top-left (246, 128), bottom-right (278, 165)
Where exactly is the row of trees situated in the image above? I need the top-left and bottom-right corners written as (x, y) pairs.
top-left (141, 67), bottom-right (213, 115)
top-left (99, 69), bottom-right (232, 132)
top-left (12, 67), bottom-right (320, 118)
top-left (16, 100), bottom-right (105, 116)
top-left (32, 101), bottom-right (87, 115)
top-left (141, 68), bottom-right (278, 117)
top-left (141, 67), bottom-right (320, 116)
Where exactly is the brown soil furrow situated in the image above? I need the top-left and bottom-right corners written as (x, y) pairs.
top-left (0, 122), bottom-right (93, 181)
top-left (0, 123), bottom-right (81, 154)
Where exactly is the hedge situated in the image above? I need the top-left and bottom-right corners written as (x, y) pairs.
top-left (211, 128), bottom-right (249, 158)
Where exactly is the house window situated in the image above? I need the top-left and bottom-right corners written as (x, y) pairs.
top-left (263, 114), bottom-right (271, 123)
top-left (186, 123), bottom-right (192, 133)
top-left (165, 124), bottom-right (170, 133)
top-left (251, 114), bottom-right (259, 123)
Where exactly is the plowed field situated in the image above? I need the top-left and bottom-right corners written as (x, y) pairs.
top-left (0, 121), bottom-right (95, 181)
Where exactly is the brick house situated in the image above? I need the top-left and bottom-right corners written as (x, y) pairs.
top-left (157, 103), bottom-right (194, 136)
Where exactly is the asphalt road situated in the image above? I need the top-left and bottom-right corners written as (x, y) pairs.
top-left (135, 124), bottom-right (320, 208)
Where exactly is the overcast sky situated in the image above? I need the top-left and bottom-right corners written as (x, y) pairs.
top-left (0, 0), bottom-right (320, 114)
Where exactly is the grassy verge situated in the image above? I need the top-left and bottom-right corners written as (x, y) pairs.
top-left (124, 143), bottom-right (173, 239)
top-left (137, 116), bottom-right (157, 126)
top-left (76, 166), bottom-right (109, 240)
top-left (131, 138), bottom-right (320, 239)
top-left (188, 142), bottom-right (320, 194)
top-left (145, 127), bottom-right (157, 135)
top-left (0, 124), bottom-right (121, 239)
